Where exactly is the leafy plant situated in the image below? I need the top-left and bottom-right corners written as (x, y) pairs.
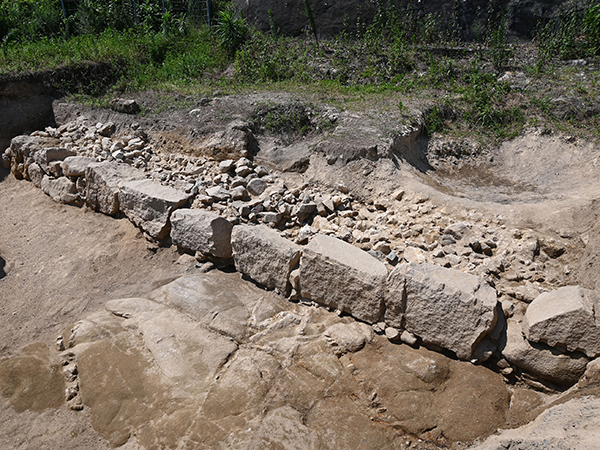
top-left (585, 3), bottom-right (600, 55)
top-left (214, 3), bottom-right (248, 56)
top-left (302, 0), bottom-right (318, 46)
top-left (487, 12), bottom-right (512, 71)
top-left (424, 105), bottom-right (447, 135)
top-left (535, 0), bottom-right (595, 63)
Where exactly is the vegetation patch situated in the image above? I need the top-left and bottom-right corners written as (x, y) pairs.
top-left (1, 0), bottom-right (600, 147)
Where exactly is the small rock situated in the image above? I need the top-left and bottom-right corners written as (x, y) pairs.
top-left (219, 159), bottom-right (235, 173)
top-left (55, 336), bottom-right (65, 351)
top-left (206, 186), bottom-right (231, 202)
top-left (110, 98), bottom-right (141, 114)
top-left (386, 251), bottom-right (399, 265)
top-left (400, 330), bottom-right (418, 346)
top-left (385, 327), bottom-right (401, 342)
top-left (97, 122), bottom-right (116, 137)
top-left (372, 322), bottom-right (386, 334)
top-left (247, 178), bottom-right (267, 196)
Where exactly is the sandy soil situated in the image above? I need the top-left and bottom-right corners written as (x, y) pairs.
top-left (3, 93), bottom-right (600, 448)
top-left (0, 165), bottom-right (193, 449)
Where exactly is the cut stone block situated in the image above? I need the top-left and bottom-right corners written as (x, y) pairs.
top-left (525, 286), bottom-right (600, 358)
top-left (61, 156), bottom-right (98, 177)
top-left (171, 209), bottom-right (233, 259)
top-left (40, 175), bottom-right (80, 205)
top-left (386, 263), bottom-right (498, 360)
top-left (300, 234), bottom-right (387, 324)
top-left (84, 161), bottom-right (145, 216)
top-left (231, 224), bottom-right (301, 295)
top-left (33, 147), bottom-right (76, 174)
top-left (502, 317), bottom-right (588, 385)
top-left (118, 179), bottom-right (191, 239)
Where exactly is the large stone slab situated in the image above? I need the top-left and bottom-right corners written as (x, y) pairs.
top-left (231, 224), bottom-right (301, 295)
top-left (501, 317), bottom-right (589, 386)
top-left (386, 263), bottom-right (498, 360)
top-left (524, 286), bottom-right (600, 358)
top-left (40, 175), bottom-right (80, 205)
top-left (6, 135), bottom-right (60, 179)
top-left (118, 179), bottom-right (191, 239)
top-left (299, 234), bottom-right (387, 323)
top-left (148, 271), bottom-right (288, 340)
top-left (33, 147), bottom-right (77, 174)
top-left (170, 209), bottom-right (233, 259)
top-left (61, 156), bottom-right (98, 177)
top-left (84, 161), bottom-right (145, 216)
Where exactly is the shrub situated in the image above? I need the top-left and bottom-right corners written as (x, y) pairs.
top-left (0, 0), bottom-right (63, 43)
top-left (214, 3), bottom-right (247, 56)
top-left (585, 3), bottom-right (600, 55)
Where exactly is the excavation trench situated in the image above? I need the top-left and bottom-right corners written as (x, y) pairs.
top-left (2, 85), bottom-right (600, 449)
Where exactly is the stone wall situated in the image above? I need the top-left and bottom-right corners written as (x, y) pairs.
top-left (4, 115), bottom-right (599, 387)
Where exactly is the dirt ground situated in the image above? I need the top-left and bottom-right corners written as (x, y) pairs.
top-left (0, 165), bottom-right (194, 449)
top-left (3, 92), bottom-right (600, 448)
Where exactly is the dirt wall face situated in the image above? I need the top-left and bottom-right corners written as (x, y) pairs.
top-left (234, 0), bottom-right (567, 41)
top-left (0, 81), bottom-right (55, 154)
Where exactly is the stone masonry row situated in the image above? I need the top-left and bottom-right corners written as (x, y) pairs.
top-left (4, 125), bottom-right (600, 388)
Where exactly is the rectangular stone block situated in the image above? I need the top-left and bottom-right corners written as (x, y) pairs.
top-left (41, 175), bottom-right (80, 205)
top-left (61, 156), bottom-right (98, 177)
top-left (84, 161), bottom-right (145, 216)
top-left (524, 286), bottom-right (600, 358)
top-left (118, 179), bottom-right (191, 239)
top-left (386, 263), bottom-right (498, 360)
top-left (231, 224), bottom-right (301, 295)
top-left (300, 234), bottom-right (387, 324)
top-left (171, 209), bottom-right (233, 259)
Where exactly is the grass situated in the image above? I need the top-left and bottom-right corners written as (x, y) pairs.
top-left (2, 0), bottom-right (600, 147)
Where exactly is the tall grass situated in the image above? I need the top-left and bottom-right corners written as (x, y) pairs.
top-left (0, 27), bottom-right (228, 91)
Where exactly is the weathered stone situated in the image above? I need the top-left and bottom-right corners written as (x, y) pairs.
top-left (300, 234), bottom-right (387, 324)
top-left (230, 185), bottom-right (249, 200)
top-left (97, 122), bottom-right (116, 137)
top-left (205, 186), bottom-right (231, 202)
top-left (200, 120), bottom-right (256, 158)
top-left (7, 135), bottom-right (60, 178)
top-left (524, 286), bottom-right (600, 358)
top-left (501, 317), bottom-right (588, 385)
top-left (385, 326), bottom-right (401, 342)
top-left (40, 175), bottom-right (80, 204)
top-left (231, 225), bottom-right (301, 295)
top-left (27, 162), bottom-right (44, 188)
top-left (386, 263), bottom-right (498, 360)
top-left (323, 322), bottom-right (373, 355)
top-left (247, 178), bottom-right (267, 196)
top-left (33, 147), bottom-right (77, 174)
top-left (48, 160), bottom-right (63, 178)
top-left (118, 179), bottom-right (191, 239)
top-left (84, 161), bottom-right (145, 216)
top-left (170, 209), bottom-right (233, 259)
top-left (61, 156), bottom-right (98, 177)
top-left (401, 330), bottom-right (418, 346)
top-left (293, 202), bottom-right (317, 221)
top-left (109, 98), bottom-right (141, 114)
top-left (219, 159), bottom-right (234, 173)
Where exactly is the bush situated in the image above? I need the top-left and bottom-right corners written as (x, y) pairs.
top-left (0, 0), bottom-right (64, 43)
top-left (214, 3), bottom-right (248, 56)
top-left (535, 0), bottom-right (596, 62)
top-left (585, 3), bottom-right (600, 55)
